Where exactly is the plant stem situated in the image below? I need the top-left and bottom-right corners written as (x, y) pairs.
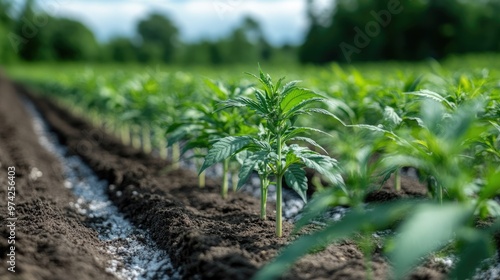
top-left (159, 137), bottom-right (168, 160)
top-left (121, 124), bottom-right (130, 146)
top-left (172, 142), bottom-right (180, 169)
top-left (276, 134), bottom-right (283, 238)
top-left (395, 168), bottom-right (401, 191)
top-left (231, 171), bottom-right (238, 192)
top-left (199, 170), bottom-right (206, 188)
top-left (260, 176), bottom-right (268, 220)
top-left (132, 126), bottom-right (141, 149)
top-left (222, 158), bottom-right (229, 199)
top-left (276, 175), bottom-right (283, 237)
top-left (141, 126), bottom-right (152, 154)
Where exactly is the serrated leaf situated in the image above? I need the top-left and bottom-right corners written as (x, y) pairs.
top-left (281, 80), bottom-right (301, 96)
top-left (236, 151), bottom-right (268, 190)
top-left (253, 89), bottom-right (269, 114)
top-left (204, 79), bottom-right (229, 100)
top-left (285, 164), bottom-right (308, 202)
top-left (289, 126), bottom-right (335, 139)
top-left (220, 96), bottom-right (266, 115)
top-left (289, 136), bottom-right (328, 154)
top-left (388, 204), bottom-right (473, 279)
top-left (383, 106), bottom-right (402, 128)
top-left (200, 136), bottom-right (253, 174)
top-left (283, 97), bottom-right (324, 119)
top-left (296, 152), bottom-right (345, 192)
top-left (348, 124), bottom-right (389, 134)
top-left (406, 89), bottom-right (455, 109)
top-left (280, 88), bottom-right (322, 114)
top-left (238, 156), bottom-right (257, 190)
top-left (302, 108), bottom-right (347, 126)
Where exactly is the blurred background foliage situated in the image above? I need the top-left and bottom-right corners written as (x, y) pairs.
top-left (0, 0), bottom-right (499, 65)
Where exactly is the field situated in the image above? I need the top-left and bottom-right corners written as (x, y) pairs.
top-left (1, 54), bottom-right (500, 280)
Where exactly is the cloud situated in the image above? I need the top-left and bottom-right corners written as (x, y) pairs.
top-left (36, 0), bottom-right (308, 45)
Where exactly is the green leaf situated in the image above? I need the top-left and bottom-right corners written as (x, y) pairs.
top-left (286, 126), bottom-right (335, 140)
top-left (220, 96), bottom-right (266, 115)
top-left (478, 169), bottom-right (500, 200)
top-left (238, 156), bottom-right (257, 191)
top-left (237, 151), bottom-right (268, 190)
top-left (199, 136), bottom-right (254, 174)
top-left (253, 89), bottom-right (269, 114)
top-left (405, 89), bottom-right (455, 109)
top-left (348, 124), bottom-right (389, 134)
top-left (283, 97), bottom-right (324, 119)
top-left (281, 80), bottom-right (301, 96)
top-left (300, 108), bottom-right (347, 126)
top-left (296, 152), bottom-right (346, 192)
top-left (383, 106), bottom-right (402, 128)
top-left (450, 229), bottom-right (494, 280)
top-left (289, 136), bottom-right (328, 154)
top-left (388, 203), bottom-right (473, 279)
top-left (204, 79), bottom-right (229, 100)
top-left (284, 164), bottom-right (308, 202)
top-left (404, 75), bottom-right (423, 92)
top-left (280, 88), bottom-right (322, 114)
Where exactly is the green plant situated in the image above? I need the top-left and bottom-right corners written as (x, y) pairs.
top-left (254, 96), bottom-right (500, 279)
top-left (200, 66), bottom-right (344, 237)
top-left (166, 79), bottom-right (256, 195)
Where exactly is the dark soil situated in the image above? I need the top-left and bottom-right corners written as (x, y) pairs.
top-left (0, 75), bottom-right (116, 280)
top-left (1, 75), bottom-right (446, 280)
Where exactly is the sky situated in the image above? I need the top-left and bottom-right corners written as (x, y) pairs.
top-left (22, 0), bottom-right (330, 46)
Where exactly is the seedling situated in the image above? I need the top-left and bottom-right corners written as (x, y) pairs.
top-left (200, 66), bottom-right (344, 237)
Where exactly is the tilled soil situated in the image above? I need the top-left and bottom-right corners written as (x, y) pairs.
top-left (1, 76), bottom-right (446, 280)
top-left (0, 75), bottom-right (116, 280)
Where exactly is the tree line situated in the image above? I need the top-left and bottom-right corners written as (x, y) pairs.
top-left (1, 0), bottom-right (500, 65)
top-left (0, 0), bottom-right (294, 65)
top-left (300, 0), bottom-right (500, 63)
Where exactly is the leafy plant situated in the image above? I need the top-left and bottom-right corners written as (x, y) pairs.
top-left (166, 79), bottom-right (256, 195)
top-left (200, 66), bottom-right (344, 237)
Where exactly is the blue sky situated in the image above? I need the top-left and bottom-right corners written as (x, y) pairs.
top-left (24, 0), bottom-right (332, 46)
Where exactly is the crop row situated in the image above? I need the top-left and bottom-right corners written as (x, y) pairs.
top-left (25, 61), bottom-right (500, 279)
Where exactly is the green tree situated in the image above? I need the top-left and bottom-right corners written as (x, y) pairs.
top-left (137, 13), bottom-right (179, 63)
top-left (106, 37), bottom-right (137, 62)
top-left (13, 0), bottom-right (46, 61)
top-left (0, 0), bottom-right (16, 64)
top-left (45, 18), bottom-right (99, 61)
top-left (300, 0), bottom-right (500, 63)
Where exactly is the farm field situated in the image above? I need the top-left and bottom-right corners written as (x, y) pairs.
top-left (1, 54), bottom-right (500, 280)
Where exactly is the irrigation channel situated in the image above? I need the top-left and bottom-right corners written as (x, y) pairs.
top-left (24, 99), bottom-right (180, 280)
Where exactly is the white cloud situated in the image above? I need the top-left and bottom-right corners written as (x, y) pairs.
top-left (35, 0), bottom-right (309, 45)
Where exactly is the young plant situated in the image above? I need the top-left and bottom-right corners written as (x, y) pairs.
top-left (200, 67), bottom-right (344, 237)
top-left (166, 79), bottom-right (256, 196)
top-left (381, 98), bottom-right (487, 204)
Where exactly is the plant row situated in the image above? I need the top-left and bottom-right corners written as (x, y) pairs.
top-left (24, 62), bottom-right (500, 279)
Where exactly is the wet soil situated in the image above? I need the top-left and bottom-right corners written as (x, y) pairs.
top-left (1, 75), bottom-right (446, 280)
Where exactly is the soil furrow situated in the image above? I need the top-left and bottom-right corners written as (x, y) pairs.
top-left (0, 76), bottom-right (117, 280)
